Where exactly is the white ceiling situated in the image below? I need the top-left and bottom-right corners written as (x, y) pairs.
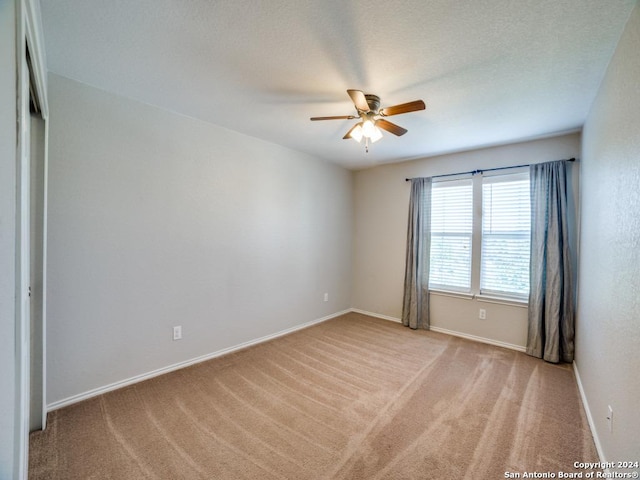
top-left (39, 0), bottom-right (636, 169)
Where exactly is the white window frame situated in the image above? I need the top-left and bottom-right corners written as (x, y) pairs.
top-left (428, 168), bottom-right (530, 303)
top-left (479, 170), bottom-right (530, 301)
top-left (428, 176), bottom-right (474, 293)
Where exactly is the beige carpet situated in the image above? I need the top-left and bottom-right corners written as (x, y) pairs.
top-left (29, 313), bottom-right (598, 479)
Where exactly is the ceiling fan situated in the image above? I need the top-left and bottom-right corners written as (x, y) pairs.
top-left (310, 89), bottom-right (426, 152)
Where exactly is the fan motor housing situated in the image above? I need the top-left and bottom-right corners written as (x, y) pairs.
top-left (364, 94), bottom-right (381, 113)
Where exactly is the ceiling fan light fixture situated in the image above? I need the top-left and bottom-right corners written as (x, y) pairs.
top-left (350, 123), bottom-right (364, 142)
top-left (369, 126), bottom-right (383, 143)
top-left (361, 119), bottom-right (376, 138)
top-left (311, 89), bottom-right (425, 151)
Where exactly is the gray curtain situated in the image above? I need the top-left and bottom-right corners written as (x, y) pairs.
top-left (527, 160), bottom-right (574, 363)
top-left (402, 177), bottom-right (432, 330)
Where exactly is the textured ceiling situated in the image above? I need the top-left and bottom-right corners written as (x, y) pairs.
top-left (39, 0), bottom-right (636, 169)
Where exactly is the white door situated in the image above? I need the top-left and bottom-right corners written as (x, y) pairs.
top-left (15, 43), bottom-right (32, 480)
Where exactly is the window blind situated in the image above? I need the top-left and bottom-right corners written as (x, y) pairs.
top-left (480, 173), bottom-right (530, 297)
top-left (429, 179), bottom-right (473, 291)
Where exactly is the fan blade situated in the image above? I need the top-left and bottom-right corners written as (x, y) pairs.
top-left (376, 118), bottom-right (407, 136)
top-left (380, 100), bottom-right (425, 116)
top-left (342, 123), bottom-right (360, 140)
top-left (310, 115), bottom-right (357, 121)
top-left (347, 89), bottom-right (370, 112)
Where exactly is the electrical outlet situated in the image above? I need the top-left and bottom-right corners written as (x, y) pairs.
top-left (607, 405), bottom-right (613, 432)
top-left (324, 293), bottom-right (329, 302)
top-left (173, 326), bottom-right (182, 341)
top-left (479, 308), bottom-right (486, 320)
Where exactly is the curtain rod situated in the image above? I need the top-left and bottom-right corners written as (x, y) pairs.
top-left (405, 157), bottom-right (576, 182)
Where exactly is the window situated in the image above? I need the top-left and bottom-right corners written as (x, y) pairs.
top-left (429, 179), bottom-right (473, 292)
top-left (481, 173), bottom-right (530, 298)
top-left (428, 170), bottom-right (530, 300)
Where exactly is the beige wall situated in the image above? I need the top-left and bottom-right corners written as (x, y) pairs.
top-left (352, 133), bottom-right (581, 349)
top-left (576, 3), bottom-right (640, 466)
top-left (46, 74), bottom-right (353, 406)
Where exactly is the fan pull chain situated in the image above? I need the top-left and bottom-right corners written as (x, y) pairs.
top-left (365, 137), bottom-right (369, 153)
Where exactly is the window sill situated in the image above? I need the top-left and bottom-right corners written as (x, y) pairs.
top-left (428, 289), bottom-right (474, 301)
top-left (476, 294), bottom-right (528, 308)
top-left (428, 290), bottom-right (529, 308)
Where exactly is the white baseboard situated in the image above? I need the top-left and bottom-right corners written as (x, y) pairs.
top-left (429, 326), bottom-right (526, 353)
top-left (47, 309), bottom-right (351, 412)
top-left (573, 361), bottom-right (608, 467)
top-left (350, 308), bottom-right (402, 323)
top-left (350, 308), bottom-right (526, 353)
